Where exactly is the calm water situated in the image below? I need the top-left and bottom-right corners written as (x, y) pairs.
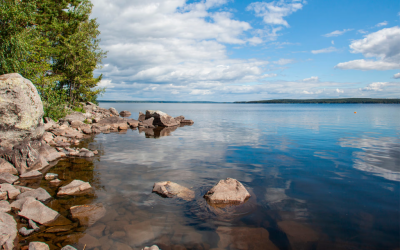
top-left (30, 104), bottom-right (400, 250)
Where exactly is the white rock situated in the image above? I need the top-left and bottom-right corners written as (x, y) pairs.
top-left (0, 183), bottom-right (20, 200)
top-left (44, 173), bottom-right (58, 180)
top-left (0, 159), bottom-right (18, 175)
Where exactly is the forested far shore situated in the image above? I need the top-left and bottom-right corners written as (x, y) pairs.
top-left (235, 98), bottom-right (400, 104)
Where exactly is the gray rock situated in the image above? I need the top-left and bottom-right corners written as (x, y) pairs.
top-left (0, 211), bottom-right (17, 250)
top-left (16, 187), bottom-right (51, 202)
top-left (18, 198), bottom-right (59, 225)
top-left (180, 119), bottom-right (194, 125)
top-left (109, 107), bottom-right (119, 116)
top-left (61, 245), bottom-right (77, 250)
top-left (7, 141), bottom-right (44, 174)
top-left (78, 151), bottom-right (94, 158)
top-left (0, 183), bottom-right (20, 200)
top-left (70, 203), bottom-right (106, 226)
top-left (19, 227), bottom-right (35, 236)
top-left (10, 197), bottom-right (36, 211)
top-left (138, 111), bottom-right (146, 122)
top-left (0, 191), bottom-right (7, 200)
top-left (43, 117), bottom-right (57, 131)
top-left (0, 158), bottom-right (18, 175)
top-left (70, 120), bottom-right (83, 128)
top-left (0, 73), bottom-right (44, 150)
top-left (174, 115), bottom-right (185, 122)
top-left (145, 110), bottom-right (180, 127)
top-left (140, 117), bottom-right (155, 128)
top-left (0, 200), bottom-right (10, 212)
top-left (152, 181), bottom-right (194, 201)
top-left (44, 173), bottom-right (58, 180)
top-left (20, 170), bottom-right (42, 179)
top-left (29, 219), bottom-right (40, 231)
top-left (0, 173), bottom-right (18, 184)
top-left (13, 185), bottom-right (33, 193)
top-left (57, 180), bottom-right (92, 196)
top-left (204, 178), bottom-right (251, 205)
top-left (28, 242), bottom-right (50, 250)
top-left (119, 110), bottom-right (131, 117)
top-left (38, 144), bottom-right (64, 162)
top-left (64, 112), bottom-right (86, 122)
top-left (127, 119), bottom-right (139, 128)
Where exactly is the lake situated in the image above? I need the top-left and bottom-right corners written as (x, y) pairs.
top-left (32, 103), bottom-right (400, 250)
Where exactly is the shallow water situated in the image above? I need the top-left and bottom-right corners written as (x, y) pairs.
top-left (25, 104), bottom-right (400, 249)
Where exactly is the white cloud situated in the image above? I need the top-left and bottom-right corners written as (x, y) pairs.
top-left (331, 40), bottom-right (334, 45)
top-left (91, 0), bottom-right (270, 92)
top-left (273, 58), bottom-right (294, 65)
top-left (262, 73), bottom-right (278, 78)
top-left (336, 88), bottom-right (344, 93)
top-left (311, 46), bottom-right (338, 54)
top-left (361, 82), bottom-right (388, 91)
top-left (358, 29), bottom-right (368, 34)
top-left (246, 0), bottom-right (305, 27)
top-left (323, 29), bottom-right (352, 37)
top-left (375, 21), bottom-right (388, 27)
top-left (394, 73), bottom-right (400, 79)
top-left (303, 76), bottom-right (319, 82)
top-left (336, 26), bottom-right (400, 70)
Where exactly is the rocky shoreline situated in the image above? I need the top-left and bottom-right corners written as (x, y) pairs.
top-left (0, 73), bottom-right (256, 250)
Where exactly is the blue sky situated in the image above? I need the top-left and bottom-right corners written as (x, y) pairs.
top-left (91, 0), bottom-right (400, 101)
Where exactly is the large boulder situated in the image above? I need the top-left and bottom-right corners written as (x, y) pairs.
top-left (109, 107), bottom-right (119, 116)
top-left (152, 181), bottom-right (194, 201)
top-left (0, 73), bottom-right (44, 150)
top-left (0, 211), bottom-right (17, 250)
top-left (204, 178), bottom-right (251, 205)
top-left (145, 110), bottom-right (179, 127)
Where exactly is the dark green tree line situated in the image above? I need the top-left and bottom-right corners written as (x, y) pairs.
top-left (0, 0), bottom-right (106, 120)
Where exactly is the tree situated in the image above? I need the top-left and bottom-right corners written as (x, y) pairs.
top-left (0, 0), bottom-right (50, 81)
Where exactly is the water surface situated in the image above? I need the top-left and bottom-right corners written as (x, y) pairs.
top-left (32, 104), bottom-right (400, 249)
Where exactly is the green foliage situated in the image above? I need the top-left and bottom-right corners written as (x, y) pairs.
top-left (0, 0), bottom-right (107, 117)
top-left (37, 81), bottom-right (70, 121)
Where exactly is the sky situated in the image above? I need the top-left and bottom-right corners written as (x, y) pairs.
top-left (90, 0), bottom-right (400, 102)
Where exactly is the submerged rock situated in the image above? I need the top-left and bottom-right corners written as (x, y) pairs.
top-left (153, 181), bottom-right (195, 201)
top-left (70, 203), bottom-right (106, 226)
top-left (204, 178), bottom-right (251, 205)
top-left (277, 220), bottom-right (319, 250)
top-left (0, 211), bottom-right (17, 250)
top-left (145, 110), bottom-right (179, 127)
top-left (142, 245), bottom-right (160, 250)
top-left (44, 173), bottom-right (58, 180)
top-left (0, 73), bottom-right (44, 150)
top-left (19, 227), bottom-right (35, 236)
top-left (28, 242), bottom-right (50, 250)
top-left (216, 226), bottom-right (278, 250)
top-left (61, 245), bottom-right (77, 250)
top-left (57, 180), bottom-right (92, 196)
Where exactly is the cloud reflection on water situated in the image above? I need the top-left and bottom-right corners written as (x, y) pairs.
top-left (339, 136), bottom-right (400, 181)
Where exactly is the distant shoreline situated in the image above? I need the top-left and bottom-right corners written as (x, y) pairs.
top-left (235, 98), bottom-right (400, 104)
top-left (98, 98), bottom-right (400, 104)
